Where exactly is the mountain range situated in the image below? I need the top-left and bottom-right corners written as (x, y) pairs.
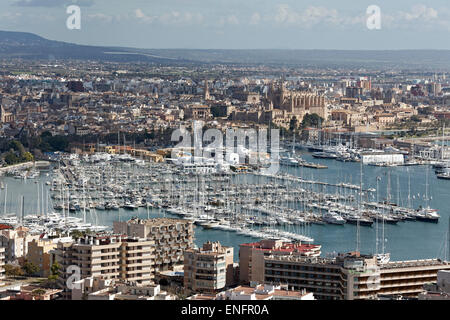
top-left (1, 30), bottom-right (450, 69)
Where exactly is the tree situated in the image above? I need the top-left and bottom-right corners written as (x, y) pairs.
top-left (9, 140), bottom-right (26, 156)
top-left (23, 261), bottom-right (40, 276)
top-left (289, 116), bottom-right (298, 132)
top-left (40, 131), bottom-right (53, 139)
top-left (49, 261), bottom-right (61, 280)
top-left (31, 289), bottom-right (47, 298)
top-left (411, 115), bottom-right (421, 123)
top-left (301, 113), bottom-right (324, 129)
top-left (70, 230), bottom-right (85, 239)
top-left (22, 152), bottom-right (34, 162)
top-left (5, 264), bottom-right (24, 279)
top-left (4, 152), bottom-right (20, 165)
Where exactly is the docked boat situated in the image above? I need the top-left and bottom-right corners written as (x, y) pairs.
top-left (198, 220), bottom-right (221, 229)
top-left (415, 208), bottom-right (440, 223)
top-left (380, 215), bottom-right (399, 225)
top-left (280, 157), bottom-right (299, 167)
top-left (323, 212), bottom-right (346, 225)
top-left (437, 172), bottom-right (450, 180)
top-left (312, 152), bottom-right (338, 159)
top-left (345, 215), bottom-right (373, 227)
top-left (124, 202), bottom-right (138, 210)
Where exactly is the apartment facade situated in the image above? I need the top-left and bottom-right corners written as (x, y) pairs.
top-left (27, 239), bottom-right (58, 277)
top-left (239, 239), bottom-right (321, 285)
top-left (114, 218), bottom-right (194, 272)
top-left (55, 235), bottom-right (155, 299)
top-left (378, 259), bottom-right (450, 298)
top-left (0, 247), bottom-right (5, 286)
top-left (263, 252), bottom-right (450, 300)
top-left (0, 227), bottom-right (40, 263)
top-left (184, 241), bottom-right (234, 293)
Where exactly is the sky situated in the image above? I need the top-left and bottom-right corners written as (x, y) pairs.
top-left (1, 0), bottom-right (450, 50)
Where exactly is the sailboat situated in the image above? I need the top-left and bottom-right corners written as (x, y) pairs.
top-left (416, 166), bottom-right (440, 223)
top-left (347, 162), bottom-right (373, 230)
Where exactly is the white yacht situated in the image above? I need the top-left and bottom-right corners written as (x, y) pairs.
top-left (323, 212), bottom-right (346, 225)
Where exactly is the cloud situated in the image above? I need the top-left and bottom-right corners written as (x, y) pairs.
top-left (227, 15), bottom-right (239, 25)
top-left (86, 13), bottom-right (113, 23)
top-left (399, 4), bottom-right (438, 22)
top-left (217, 14), bottom-right (240, 27)
top-left (381, 4), bottom-right (443, 30)
top-left (134, 8), bottom-right (203, 26)
top-left (159, 11), bottom-right (203, 25)
top-left (249, 12), bottom-right (260, 25)
top-left (13, 0), bottom-right (94, 7)
top-left (135, 9), bottom-right (145, 19)
top-left (273, 4), bottom-right (360, 28)
top-left (134, 8), bottom-right (156, 23)
top-left (0, 11), bottom-right (23, 20)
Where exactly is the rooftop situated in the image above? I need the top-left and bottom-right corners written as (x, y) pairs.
top-left (123, 217), bottom-right (192, 226)
top-left (241, 240), bottom-right (321, 254)
top-left (380, 259), bottom-right (449, 270)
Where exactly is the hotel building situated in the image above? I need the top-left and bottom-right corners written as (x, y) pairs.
top-left (239, 239), bottom-right (321, 285)
top-left (263, 252), bottom-right (450, 300)
top-left (184, 241), bottom-right (234, 293)
top-left (114, 218), bottom-right (194, 272)
top-left (55, 234), bottom-right (155, 299)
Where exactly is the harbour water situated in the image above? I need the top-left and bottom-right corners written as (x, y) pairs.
top-left (1, 150), bottom-right (449, 262)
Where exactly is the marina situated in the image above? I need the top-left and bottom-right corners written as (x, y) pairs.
top-left (0, 148), bottom-right (449, 261)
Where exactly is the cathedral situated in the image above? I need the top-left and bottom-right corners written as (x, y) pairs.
top-left (231, 82), bottom-right (328, 129)
top-left (0, 105), bottom-right (14, 124)
top-left (265, 82), bottom-right (328, 122)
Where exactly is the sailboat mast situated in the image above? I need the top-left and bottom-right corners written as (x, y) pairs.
top-left (425, 166), bottom-right (429, 208)
top-left (448, 216), bottom-right (450, 262)
top-left (356, 160), bottom-right (362, 253)
top-left (376, 176), bottom-right (380, 256)
top-left (383, 171), bottom-right (390, 255)
top-left (21, 195), bottom-right (25, 224)
top-left (37, 183), bottom-right (40, 216)
top-left (407, 168), bottom-right (411, 209)
top-left (292, 133), bottom-right (295, 156)
top-left (3, 184), bottom-right (7, 215)
top-left (83, 179), bottom-right (86, 224)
